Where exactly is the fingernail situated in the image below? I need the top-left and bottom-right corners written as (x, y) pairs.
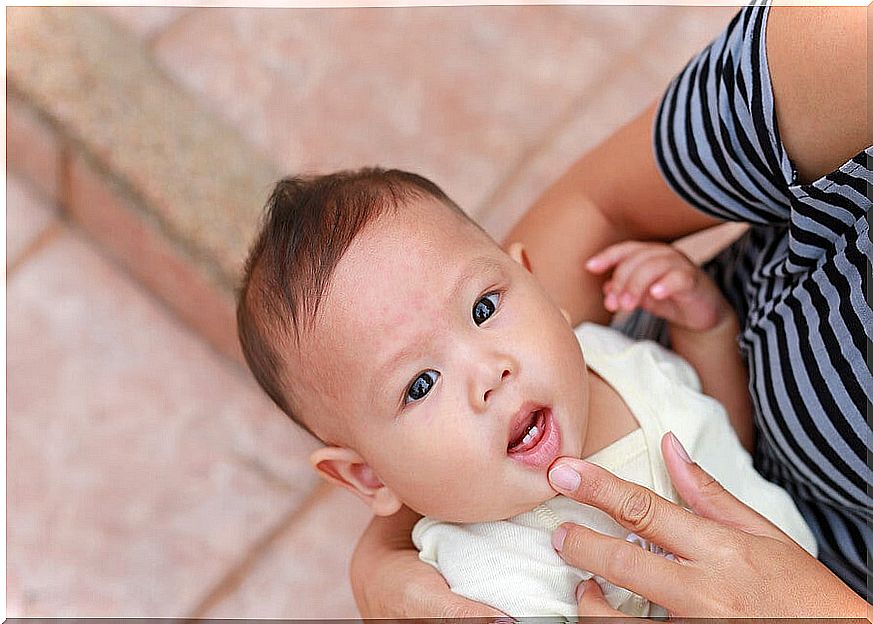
top-left (620, 293), bottom-right (635, 309)
top-left (585, 257), bottom-right (600, 270)
top-left (552, 525), bottom-right (568, 551)
top-left (604, 293), bottom-right (617, 310)
top-left (669, 432), bottom-right (693, 464)
top-left (650, 283), bottom-right (666, 298)
top-left (575, 580), bottom-right (588, 602)
top-left (549, 463), bottom-right (581, 491)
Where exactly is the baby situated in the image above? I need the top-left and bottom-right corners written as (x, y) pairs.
top-left (236, 168), bottom-right (816, 618)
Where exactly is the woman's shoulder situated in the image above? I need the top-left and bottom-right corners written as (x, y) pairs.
top-left (654, 3), bottom-right (794, 223)
top-left (765, 4), bottom-right (868, 185)
top-left (653, 3), bottom-right (869, 224)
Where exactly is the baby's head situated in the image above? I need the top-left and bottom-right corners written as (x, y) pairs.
top-left (237, 168), bottom-right (591, 522)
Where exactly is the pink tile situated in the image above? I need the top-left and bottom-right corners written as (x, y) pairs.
top-left (479, 62), bottom-right (666, 242)
top-left (7, 230), bottom-right (321, 616)
top-left (99, 6), bottom-right (191, 40)
top-left (479, 6), bottom-right (740, 242)
top-left (641, 6), bottom-right (741, 78)
top-left (6, 95), bottom-right (63, 203)
top-left (153, 6), bottom-right (666, 215)
top-left (203, 484), bottom-right (372, 619)
top-left (6, 174), bottom-right (59, 267)
top-left (66, 152), bottom-right (243, 364)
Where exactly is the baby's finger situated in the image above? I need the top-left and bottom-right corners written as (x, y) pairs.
top-left (617, 254), bottom-right (680, 309)
top-left (585, 241), bottom-right (647, 274)
top-left (605, 247), bottom-right (669, 310)
top-left (649, 268), bottom-right (697, 300)
top-left (602, 281), bottom-right (620, 313)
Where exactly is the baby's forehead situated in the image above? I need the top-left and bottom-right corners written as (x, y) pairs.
top-left (300, 215), bottom-right (503, 370)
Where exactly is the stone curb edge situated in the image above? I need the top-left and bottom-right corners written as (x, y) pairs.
top-left (6, 7), bottom-right (285, 367)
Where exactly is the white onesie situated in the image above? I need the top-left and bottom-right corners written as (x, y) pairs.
top-left (412, 323), bottom-right (817, 618)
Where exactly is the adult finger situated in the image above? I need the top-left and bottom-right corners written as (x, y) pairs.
top-left (660, 433), bottom-right (787, 541)
top-left (414, 586), bottom-right (507, 621)
top-left (548, 458), bottom-right (728, 556)
top-left (576, 579), bottom-right (625, 618)
top-left (553, 521), bottom-right (689, 609)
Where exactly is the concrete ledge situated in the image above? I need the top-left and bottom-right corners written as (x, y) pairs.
top-left (7, 7), bottom-right (280, 363)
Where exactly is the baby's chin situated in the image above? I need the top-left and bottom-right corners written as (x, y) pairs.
top-left (430, 490), bottom-right (562, 524)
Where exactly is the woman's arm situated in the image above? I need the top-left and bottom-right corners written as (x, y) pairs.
top-left (503, 5), bottom-right (869, 327)
top-left (501, 101), bottom-right (723, 327)
top-left (766, 5), bottom-right (869, 185)
top-left (350, 505), bottom-right (504, 618)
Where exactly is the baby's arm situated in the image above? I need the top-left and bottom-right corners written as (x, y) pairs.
top-left (586, 242), bottom-right (755, 452)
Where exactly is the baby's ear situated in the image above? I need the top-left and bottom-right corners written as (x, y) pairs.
top-left (507, 242), bottom-right (532, 273)
top-left (309, 446), bottom-right (403, 516)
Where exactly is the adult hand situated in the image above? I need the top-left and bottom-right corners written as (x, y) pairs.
top-left (547, 432), bottom-right (870, 618)
top-left (350, 505), bottom-right (505, 619)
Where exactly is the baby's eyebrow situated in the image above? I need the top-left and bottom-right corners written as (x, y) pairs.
top-left (371, 254), bottom-right (504, 393)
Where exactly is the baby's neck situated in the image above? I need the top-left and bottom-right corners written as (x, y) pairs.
top-left (579, 367), bottom-right (640, 458)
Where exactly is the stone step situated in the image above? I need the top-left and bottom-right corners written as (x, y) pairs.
top-left (8, 6), bottom-right (279, 364)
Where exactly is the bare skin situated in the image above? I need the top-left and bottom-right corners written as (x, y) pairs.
top-left (551, 435), bottom-right (870, 618)
top-left (351, 5), bottom-right (870, 618)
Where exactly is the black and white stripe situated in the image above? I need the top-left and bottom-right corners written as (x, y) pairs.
top-left (652, 1), bottom-right (872, 598)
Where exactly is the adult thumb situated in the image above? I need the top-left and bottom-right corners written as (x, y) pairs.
top-left (576, 579), bottom-right (623, 617)
top-left (661, 432), bottom-right (782, 538)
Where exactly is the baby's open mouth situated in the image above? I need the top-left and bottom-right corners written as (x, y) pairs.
top-left (506, 406), bottom-right (561, 468)
top-left (507, 408), bottom-right (546, 454)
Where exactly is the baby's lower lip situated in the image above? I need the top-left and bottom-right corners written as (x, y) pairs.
top-left (507, 408), bottom-right (561, 469)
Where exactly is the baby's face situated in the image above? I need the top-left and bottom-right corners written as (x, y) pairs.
top-left (298, 197), bottom-right (590, 522)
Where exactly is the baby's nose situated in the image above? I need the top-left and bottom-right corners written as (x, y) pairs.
top-left (482, 367), bottom-right (512, 404)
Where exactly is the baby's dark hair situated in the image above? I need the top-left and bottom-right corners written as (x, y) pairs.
top-left (236, 167), bottom-right (474, 437)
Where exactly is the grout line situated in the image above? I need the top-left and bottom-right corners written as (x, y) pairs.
top-left (475, 9), bottom-right (680, 225)
top-left (6, 220), bottom-right (66, 279)
top-left (182, 480), bottom-right (335, 620)
top-left (60, 211), bottom-right (254, 379)
top-left (144, 6), bottom-right (201, 49)
top-left (12, 151), bottom-right (251, 378)
top-left (10, 79), bottom-right (243, 298)
top-left (231, 452), bottom-right (307, 494)
top-left (58, 135), bottom-right (73, 213)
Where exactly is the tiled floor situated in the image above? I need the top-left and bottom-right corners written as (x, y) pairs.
top-left (113, 4), bottom-right (736, 223)
top-left (6, 174), bottom-right (59, 267)
top-left (6, 174), bottom-right (364, 617)
top-left (11, 5), bottom-right (743, 618)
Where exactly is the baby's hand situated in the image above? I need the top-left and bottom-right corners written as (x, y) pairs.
top-left (585, 241), bottom-right (731, 333)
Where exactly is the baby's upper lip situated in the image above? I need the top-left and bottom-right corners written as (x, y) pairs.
top-left (507, 401), bottom-right (546, 447)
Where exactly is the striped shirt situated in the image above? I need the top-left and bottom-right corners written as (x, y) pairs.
top-left (652, 2), bottom-right (872, 598)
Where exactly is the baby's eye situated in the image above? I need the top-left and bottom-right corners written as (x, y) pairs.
top-left (473, 292), bottom-right (500, 326)
top-left (404, 370), bottom-right (440, 405)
